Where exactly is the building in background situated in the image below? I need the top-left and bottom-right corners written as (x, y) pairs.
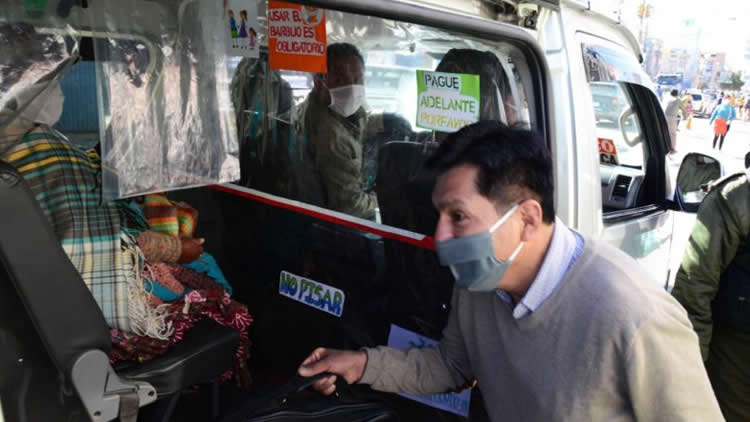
top-left (695, 52), bottom-right (726, 90)
top-left (642, 38), bottom-right (663, 77)
top-left (742, 39), bottom-right (750, 91)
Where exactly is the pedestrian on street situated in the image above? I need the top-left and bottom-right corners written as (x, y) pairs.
top-left (735, 95), bottom-right (744, 119)
top-left (710, 95), bottom-right (736, 150)
top-left (664, 89), bottom-right (684, 153)
top-left (672, 168), bottom-right (750, 422)
top-left (297, 121), bottom-right (723, 421)
top-left (682, 95), bottom-right (694, 130)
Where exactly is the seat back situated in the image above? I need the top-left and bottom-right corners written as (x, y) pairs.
top-left (376, 141), bottom-right (438, 234)
top-left (53, 61), bottom-right (101, 150)
top-left (375, 141), bottom-right (454, 339)
top-left (0, 161), bottom-right (111, 376)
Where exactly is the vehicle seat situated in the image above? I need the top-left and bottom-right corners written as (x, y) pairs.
top-left (375, 141), bottom-right (454, 339)
top-left (0, 161), bottom-right (238, 422)
top-left (362, 113), bottom-right (415, 191)
top-left (53, 60), bottom-right (101, 150)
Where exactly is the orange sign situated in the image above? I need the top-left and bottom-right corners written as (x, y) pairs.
top-left (268, 1), bottom-right (327, 73)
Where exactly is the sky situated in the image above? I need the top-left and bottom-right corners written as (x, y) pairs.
top-left (620, 0), bottom-right (750, 69)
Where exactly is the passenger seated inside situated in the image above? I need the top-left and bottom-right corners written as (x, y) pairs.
top-left (431, 48), bottom-right (522, 143)
top-left (296, 42), bottom-right (411, 220)
top-left (377, 48), bottom-right (523, 232)
top-left (1, 69), bottom-right (252, 389)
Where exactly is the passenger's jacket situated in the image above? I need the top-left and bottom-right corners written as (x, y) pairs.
top-left (297, 93), bottom-right (381, 220)
top-left (672, 171), bottom-right (750, 360)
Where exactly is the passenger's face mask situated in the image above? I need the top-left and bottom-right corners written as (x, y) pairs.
top-left (15, 81), bottom-right (64, 126)
top-left (328, 84), bottom-right (365, 117)
top-left (435, 204), bottom-right (524, 292)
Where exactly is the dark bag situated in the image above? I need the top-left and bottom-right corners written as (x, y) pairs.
top-left (221, 372), bottom-right (399, 422)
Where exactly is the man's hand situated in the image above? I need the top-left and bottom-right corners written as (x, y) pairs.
top-left (297, 348), bottom-right (368, 395)
top-left (178, 237), bottom-right (204, 263)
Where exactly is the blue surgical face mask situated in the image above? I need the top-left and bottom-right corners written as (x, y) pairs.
top-left (435, 204), bottom-right (523, 292)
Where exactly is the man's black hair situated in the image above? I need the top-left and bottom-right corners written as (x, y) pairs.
top-left (327, 42), bottom-right (364, 68)
top-left (670, 89), bottom-right (679, 97)
top-left (425, 121), bottom-right (555, 223)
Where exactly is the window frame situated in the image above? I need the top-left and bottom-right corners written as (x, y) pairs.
top-left (577, 35), bottom-right (669, 222)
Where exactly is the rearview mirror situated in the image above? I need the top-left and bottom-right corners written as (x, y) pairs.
top-left (618, 107), bottom-right (643, 147)
top-left (675, 153), bottom-right (721, 212)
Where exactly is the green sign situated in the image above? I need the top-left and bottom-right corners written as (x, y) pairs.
top-left (25, 0), bottom-right (48, 18)
top-left (416, 70), bottom-right (480, 133)
top-left (25, 0), bottom-right (47, 11)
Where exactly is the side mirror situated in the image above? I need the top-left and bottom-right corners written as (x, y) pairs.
top-left (745, 151), bottom-right (750, 169)
top-left (675, 153), bottom-right (721, 212)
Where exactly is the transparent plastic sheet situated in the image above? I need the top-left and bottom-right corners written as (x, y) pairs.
top-left (230, 5), bottom-right (536, 223)
top-left (0, 5), bottom-right (79, 152)
top-left (90, 0), bottom-right (240, 200)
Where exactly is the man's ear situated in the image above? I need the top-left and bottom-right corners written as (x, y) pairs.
top-left (518, 199), bottom-right (544, 242)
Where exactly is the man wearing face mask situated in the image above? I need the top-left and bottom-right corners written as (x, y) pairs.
top-left (297, 42), bottom-right (379, 219)
top-left (297, 121), bottom-right (722, 421)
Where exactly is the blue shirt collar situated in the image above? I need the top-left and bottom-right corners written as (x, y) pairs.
top-left (497, 218), bottom-right (583, 319)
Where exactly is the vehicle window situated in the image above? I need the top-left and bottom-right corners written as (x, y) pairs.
top-left (580, 41), bottom-right (656, 214)
top-left (691, 94), bottom-right (702, 101)
top-left (232, 7), bottom-right (536, 232)
top-left (590, 82), bottom-right (645, 170)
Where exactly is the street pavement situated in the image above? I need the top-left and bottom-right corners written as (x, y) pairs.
top-left (669, 115), bottom-right (750, 176)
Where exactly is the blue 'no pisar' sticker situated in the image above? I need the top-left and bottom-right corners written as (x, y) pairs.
top-left (278, 271), bottom-right (345, 317)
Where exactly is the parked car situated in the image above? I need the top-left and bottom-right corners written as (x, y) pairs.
top-left (686, 91), bottom-right (704, 116)
top-left (696, 92), bottom-right (719, 118)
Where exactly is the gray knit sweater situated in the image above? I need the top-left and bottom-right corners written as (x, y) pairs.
top-left (361, 237), bottom-right (723, 421)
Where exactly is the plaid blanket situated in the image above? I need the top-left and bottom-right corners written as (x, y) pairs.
top-left (1, 124), bottom-right (166, 336)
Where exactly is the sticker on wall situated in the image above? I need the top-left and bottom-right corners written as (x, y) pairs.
top-left (598, 137), bottom-right (619, 165)
top-left (387, 324), bottom-right (472, 417)
top-left (268, 1), bottom-right (327, 73)
top-left (279, 271), bottom-right (344, 317)
top-left (416, 70), bottom-right (480, 133)
top-left (225, 0), bottom-right (260, 58)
